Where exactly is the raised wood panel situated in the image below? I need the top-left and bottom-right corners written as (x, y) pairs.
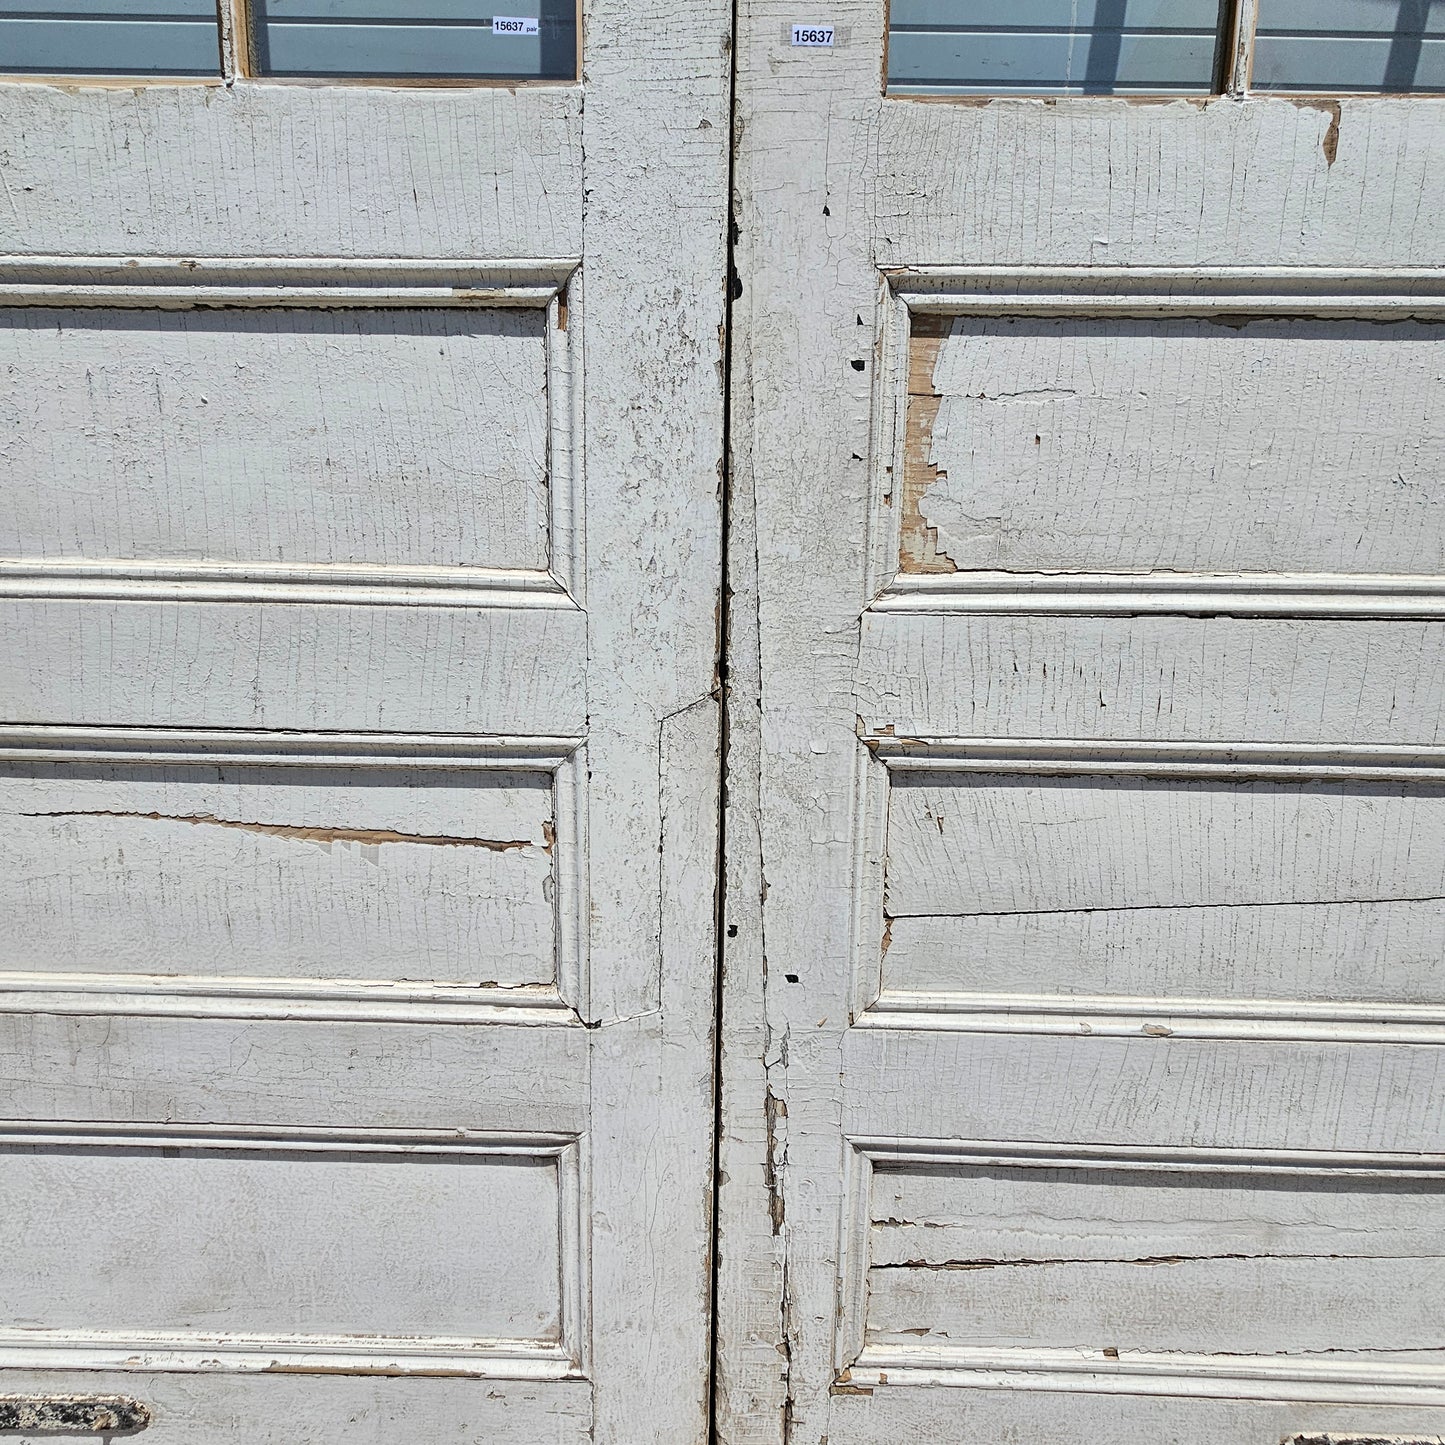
top-left (856, 615), bottom-right (1445, 744)
top-left (884, 900), bottom-right (1445, 1005)
top-left (841, 1032), bottom-right (1445, 1152)
top-left (0, 730), bottom-right (588, 1022)
top-left (0, 1373), bottom-right (593, 1445)
top-left (0, 1126), bottom-right (584, 1377)
top-left (856, 742), bottom-right (1445, 1039)
top-left (884, 772), bottom-right (1445, 917)
top-left (873, 100), bottom-right (1445, 269)
top-left (0, 604), bottom-right (588, 733)
top-left (0, 759), bottom-right (556, 987)
top-left (0, 306), bottom-right (550, 572)
top-left (899, 314), bottom-right (1445, 577)
top-left (864, 1162), bottom-right (1445, 1354)
top-left (842, 1143), bottom-right (1445, 1404)
top-left (0, 1012), bottom-right (589, 1132)
top-left (822, 1391), bottom-right (1445, 1445)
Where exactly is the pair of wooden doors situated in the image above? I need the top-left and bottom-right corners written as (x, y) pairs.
top-left (1, 3), bottom-right (1443, 1443)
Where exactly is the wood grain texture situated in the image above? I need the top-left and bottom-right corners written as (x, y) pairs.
top-left (563, 1), bottom-right (729, 1442)
top-left (883, 899), bottom-right (1445, 1004)
top-left (0, 760), bottom-right (557, 986)
top-left (865, 1163), bottom-right (1445, 1354)
top-left (0, 600), bottom-right (588, 733)
top-left (907, 316), bottom-right (1445, 576)
top-left (0, 306), bottom-right (550, 571)
top-left (0, 84), bottom-right (581, 258)
top-left (857, 615), bottom-right (1445, 745)
top-left (827, 1391), bottom-right (1445, 1445)
top-left (0, 1139), bottom-right (564, 1342)
top-left (875, 97), bottom-right (1445, 268)
top-left (0, 1372), bottom-right (593, 1445)
top-left (884, 772), bottom-right (1445, 916)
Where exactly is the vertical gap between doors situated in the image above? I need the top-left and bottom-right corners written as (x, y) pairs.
top-left (707, 0), bottom-right (742, 1436)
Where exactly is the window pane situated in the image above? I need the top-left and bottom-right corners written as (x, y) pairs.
top-left (250, 0), bottom-right (578, 79)
top-left (1254, 0), bottom-right (1445, 92)
top-left (0, 0), bottom-right (220, 75)
top-left (886, 0), bottom-right (1226, 94)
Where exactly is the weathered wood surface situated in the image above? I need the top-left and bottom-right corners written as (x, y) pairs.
top-left (1, 307), bottom-right (550, 569)
top-left (884, 900), bottom-right (1445, 1003)
top-left (856, 616), bottom-right (1445, 744)
top-left (0, 84), bottom-right (582, 257)
top-left (867, 1163), bottom-right (1445, 1353)
top-left (725, 0), bottom-right (1445, 1440)
top-left (905, 316), bottom-right (1445, 576)
top-left (0, 0), bottom-right (729, 1439)
top-left (884, 773), bottom-right (1445, 915)
top-left (0, 762), bottom-right (557, 985)
top-left (1, 1141), bottom-right (563, 1340)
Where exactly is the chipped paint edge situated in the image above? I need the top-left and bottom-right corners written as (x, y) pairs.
top-left (871, 265), bottom-right (1445, 615)
top-left (844, 1346), bottom-right (1445, 1406)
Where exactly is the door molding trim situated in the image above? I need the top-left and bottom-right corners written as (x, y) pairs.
top-left (885, 265), bottom-right (1445, 318)
top-left (0, 726), bottom-right (591, 1025)
top-left (0, 256), bottom-right (585, 608)
top-left (837, 1137), bottom-right (1445, 1405)
top-left (847, 736), bottom-right (1445, 1045)
top-left (872, 570), bottom-right (1445, 620)
top-left (0, 1122), bottom-right (589, 1380)
top-left (866, 264), bottom-right (1445, 619)
top-left (0, 255), bottom-right (578, 309)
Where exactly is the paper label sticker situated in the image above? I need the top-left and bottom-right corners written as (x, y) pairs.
top-left (493, 15), bottom-right (539, 35)
top-left (791, 23), bottom-right (835, 45)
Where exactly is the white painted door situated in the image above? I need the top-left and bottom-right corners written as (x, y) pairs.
top-left (721, 5), bottom-right (1445, 1444)
top-left (0, 6), bottom-right (727, 1443)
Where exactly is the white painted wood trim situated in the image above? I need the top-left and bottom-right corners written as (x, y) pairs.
top-left (849, 1137), bottom-right (1445, 1177)
top-left (547, 280), bottom-right (586, 600)
top-left (863, 280), bottom-right (909, 601)
top-left (838, 1139), bottom-right (1445, 1402)
top-left (873, 572), bottom-right (1445, 620)
top-left (0, 560), bottom-right (578, 609)
top-left (887, 266), bottom-right (1445, 318)
top-left (846, 1346), bottom-right (1445, 1406)
top-left (864, 736), bottom-right (1445, 781)
top-left (0, 974), bottom-right (577, 1026)
top-left (0, 256), bottom-right (577, 308)
top-left (0, 728), bottom-right (591, 1022)
top-left (1227, 0), bottom-right (1262, 94)
top-left (859, 992), bottom-right (1445, 1045)
top-left (0, 726), bottom-right (581, 769)
top-left (0, 1333), bottom-right (580, 1381)
top-left (0, 1123), bottom-right (589, 1379)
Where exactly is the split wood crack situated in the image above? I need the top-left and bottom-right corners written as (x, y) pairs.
top-left (872, 1251), bottom-right (1437, 1271)
top-left (20, 809), bottom-right (534, 850)
top-left (899, 894), bottom-right (1445, 921)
